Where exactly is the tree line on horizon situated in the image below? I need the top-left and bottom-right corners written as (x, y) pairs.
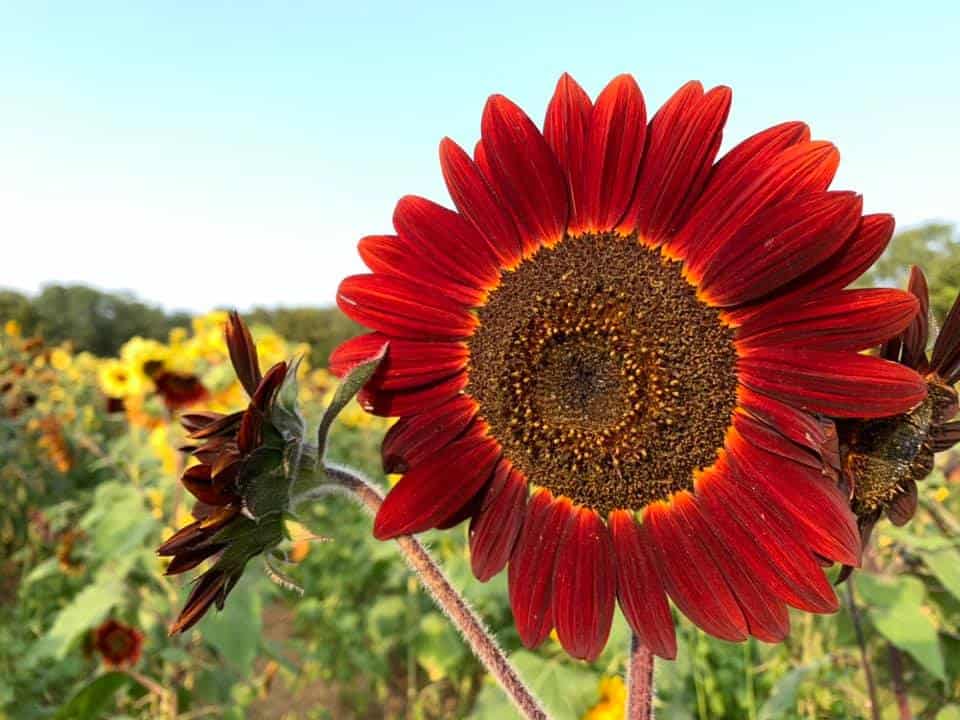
top-left (1, 222), bottom-right (956, 366)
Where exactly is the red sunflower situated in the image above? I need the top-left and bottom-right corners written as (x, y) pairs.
top-left (331, 74), bottom-right (927, 661)
top-left (93, 619), bottom-right (144, 668)
top-left (839, 266), bottom-right (960, 567)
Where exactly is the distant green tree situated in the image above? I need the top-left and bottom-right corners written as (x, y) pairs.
top-left (245, 306), bottom-right (361, 367)
top-left (859, 222), bottom-right (960, 323)
top-left (0, 285), bottom-right (190, 356)
top-left (0, 290), bottom-right (37, 330)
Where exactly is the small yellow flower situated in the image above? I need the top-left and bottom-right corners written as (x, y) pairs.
top-left (192, 310), bottom-right (230, 337)
top-left (878, 535), bottom-right (893, 549)
top-left (120, 337), bottom-right (169, 384)
top-left (4, 319), bottom-right (21, 337)
top-left (50, 348), bottom-right (72, 371)
top-left (933, 487), bottom-right (950, 503)
top-left (146, 488), bottom-right (166, 520)
top-left (49, 386), bottom-right (67, 403)
top-left (582, 677), bottom-right (626, 720)
top-left (168, 326), bottom-right (189, 345)
top-left (290, 540), bottom-right (311, 563)
top-left (98, 359), bottom-right (144, 398)
top-left (148, 426), bottom-right (178, 476)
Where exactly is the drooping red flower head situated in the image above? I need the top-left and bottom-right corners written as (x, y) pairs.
top-left (93, 619), bottom-right (144, 668)
top-left (839, 266), bottom-right (960, 573)
top-left (158, 312), bottom-right (288, 634)
top-left (332, 74), bottom-right (927, 661)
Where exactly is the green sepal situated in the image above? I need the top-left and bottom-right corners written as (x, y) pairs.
top-left (238, 445), bottom-right (287, 519)
top-left (272, 356), bottom-right (307, 442)
top-left (316, 342), bottom-right (388, 454)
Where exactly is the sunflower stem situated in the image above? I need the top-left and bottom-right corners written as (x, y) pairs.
top-left (888, 644), bottom-right (912, 720)
top-left (324, 464), bottom-right (549, 720)
top-left (626, 634), bottom-right (655, 720)
top-left (845, 582), bottom-right (880, 720)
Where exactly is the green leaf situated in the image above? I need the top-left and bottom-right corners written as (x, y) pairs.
top-left (920, 547), bottom-right (960, 602)
top-left (20, 557), bottom-right (59, 588)
top-left (53, 672), bottom-right (132, 720)
top-left (759, 658), bottom-right (828, 720)
top-left (937, 705), bottom-right (960, 720)
top-left (26, 574), bottom-right (124, 666)
top-left (316, 342), bottom-right (387, 453)
top-left (856, 573), bottom-right (946, 681)
top-left (416, 612), bottom-right (468, 682)
top-left (199, 574), bottom-right (263, 675)
top-left (469, 650), bottom-right (599, 720)
top-left (80, 481), bottom-right (156, 560)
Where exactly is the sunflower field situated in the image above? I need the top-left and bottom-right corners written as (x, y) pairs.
top-left (2, 301), bottom-right (960, 720)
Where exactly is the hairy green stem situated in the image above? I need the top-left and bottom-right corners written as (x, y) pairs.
top-left (626, 634), bottom-right (655, 720)
top-left (324, 464), bottom-right (549, 720)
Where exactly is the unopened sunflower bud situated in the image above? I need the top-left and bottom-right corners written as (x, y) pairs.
top-left (158, 312), bottom-right (307, 634)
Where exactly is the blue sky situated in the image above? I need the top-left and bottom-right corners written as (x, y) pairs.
top-left (2, 1), bottom-right (958, 312)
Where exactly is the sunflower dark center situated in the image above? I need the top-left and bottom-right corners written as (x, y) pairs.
top-left (466, 232), bottom-right (739, 515)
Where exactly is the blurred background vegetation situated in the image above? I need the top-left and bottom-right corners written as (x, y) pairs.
top-left (2, 222), bottom-right (960, 720)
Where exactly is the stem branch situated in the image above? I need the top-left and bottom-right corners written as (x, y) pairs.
top-left (324, 465), bottom-right (548, 720)
top-left (626, 634), bottom-right (655, 720)
top-left (888, 644), bottom-right (912, 720)
top-left (845, 582), bottom-right (880, 720)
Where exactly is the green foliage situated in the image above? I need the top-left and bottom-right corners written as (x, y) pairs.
top-left (857, 573), bottom-right (946, 682)
top-left (0, 285), bottom-right (190, 356)
top-left (860, 222), bottom-right (960, 322)
top-left (247, 306), bottom-right (361, 368)
top-left (52, 672), bottom-right (134, 720)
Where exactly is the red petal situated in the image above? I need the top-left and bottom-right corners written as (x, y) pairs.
top-left (439, 137), bottom-right (523, 268)
top-left (932, 283), bottom-right (960, 383)
top-left (181, 464), bottom-right (234, 506)
top-left (543, 73), bottom-right (592, 234)
top-left (678, 139), bottom-right (838, 273)
top-left (609, 510), bottom-right (677, 659)
top-left (470, 460), bottom-right (528, 581)
top-left (329, 333), bottom-right (467, 391)
top-left (698, 192), bottom-right (862, 306)
top-left (337, 274), bottom-right (477, 340)
top-left (381, 395), bottom-right (478, 473)
top-left (899, 266), bottom-right (930, 370)
top-left (552, 506), bottom-right (617, 661)
top-left (724, 214), bottom-right (896, 327)
top-left (225, 311), bottom-right (262, 398)
top-left (358, 372), bottom-right (468, 417)
top-left (509, 490), bottom-right (573, 648)
top-left (580, 74), bottom-right (646, 233)
top-left (373, 430), bottom-right (500, 539)
top-left (737, 387), bottom-right (827, 456)
top-left (737, 289), bottom-right (920, 352)
top-left (696, 461), bottom-right (839, 613)
top-left (645, 496), bottom-right (749, 642)
top-left (798, 213), bottom-right (896, 295)
top-left (481, 94), bottom-right (569, 254)
top-left (665, 121), bottom-right (810, 259)
top-left (393, 195), bottom-right (501, 293)
top-left (674, 491), bottom-right (790, 643)
top-left (358, 234), bottom-right (485, 306)
top-left (732, 411), bottom-right (823, 472)
top-left (727, 430), bottom-right (860, 565)
top-left (705, 121), bottom-right (812, 192)
top-left (619, 82), bottom-right (731, 243)
top-left (739, 347), bottom-right (927, 418)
